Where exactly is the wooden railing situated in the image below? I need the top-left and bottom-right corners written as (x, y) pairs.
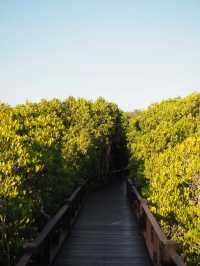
top-left (127, 179), bottom-right (185, 266)
top-left (16, 177), bottom-right (186, 266)
top-left (16, 180), bottom-right (90, 266)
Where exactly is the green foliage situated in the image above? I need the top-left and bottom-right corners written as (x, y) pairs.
top-left (127, 92), bottom-right (200, 265)
top-left (0, 98), bottom-right (127, 266)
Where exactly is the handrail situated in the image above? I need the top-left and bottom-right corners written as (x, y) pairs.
top-left (16, 180), bottom-right (90, 266)
top-left (127, 179), bottom-right (185, 266)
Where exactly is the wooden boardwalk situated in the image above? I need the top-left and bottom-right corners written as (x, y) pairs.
top-left (53, 179), bottom-right (152, 266)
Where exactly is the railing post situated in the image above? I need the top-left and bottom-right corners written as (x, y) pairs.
top-left (160, 240), bottom-right (177, 266)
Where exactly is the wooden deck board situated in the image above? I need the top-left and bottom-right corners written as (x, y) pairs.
top-left (53, 179), bottom-right (152, 266)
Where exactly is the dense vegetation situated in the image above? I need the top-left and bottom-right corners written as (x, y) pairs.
top-left (1, 93), bottom-right (200, 265)
top-left (127, 93), bottom-right (200, 265)
top-left (0, 97), bottom-right (127, 266)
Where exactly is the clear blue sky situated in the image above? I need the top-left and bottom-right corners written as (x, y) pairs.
top-left (0, 1), bottom-right (200, 111)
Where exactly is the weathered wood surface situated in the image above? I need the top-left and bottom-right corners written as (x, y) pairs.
top-left (53, 179), bottom-right (152, 266)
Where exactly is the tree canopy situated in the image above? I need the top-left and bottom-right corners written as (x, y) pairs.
top-left (127, 93), bottom-right (200, 265)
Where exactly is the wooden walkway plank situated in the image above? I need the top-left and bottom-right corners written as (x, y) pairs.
top-left (53, 179), bottom-right (152, 266)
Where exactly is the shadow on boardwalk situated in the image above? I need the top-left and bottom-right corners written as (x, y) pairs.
top-left (53, 178), bottom-right (152, 266)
